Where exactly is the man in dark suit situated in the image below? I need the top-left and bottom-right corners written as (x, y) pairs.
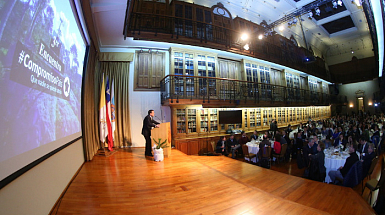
top-left (361, 143), bottom-right (375, 177)
top-left (301, 127), bottom-right (310, 140)
top-left (303, 139), bottom-right (314, 167)
top-left (334, 133), bottom-right (347, 147)
top-left (250, 130), bottom-right (258, 141)
top-left (328, 143), bottom-right (359, 184)
top-left (142, 109), bottom-right (160, 157)
top-left (358, 137), bottom-right (369, 155)
top-left (226, 134), bottom-right (239, 158)
top-left (216, 136), bottom-right (228, 156)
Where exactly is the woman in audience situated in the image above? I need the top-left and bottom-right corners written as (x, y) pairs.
top-left (272, 134), bottom-right (282, 156)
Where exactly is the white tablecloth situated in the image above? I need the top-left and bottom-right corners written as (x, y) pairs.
top-left (324, 150), bottom-right (349, 183)
top-left (246, 142), bottom-right (259, 163)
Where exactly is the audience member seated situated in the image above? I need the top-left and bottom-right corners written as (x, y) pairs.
top-left (226, 134), bottom-right (240, 159)
top-left (238, 131), bottom-right (249, 156)
top-left (332, 128), bottom-right (340, 139)
top-left (295, 132), bottom-right (304, 150)
top-left (250, 130), bottom-right (258, 141)
top-left (361, 143), bottom-right (375, 177)
top-left (302, 127), bottom-right (310, 140)
top-left (280, 131), bottom-right (287, 145)
top-left (272, 135), bottom-right (282, 156)
top-left (358, 137), bottom-right (369, 155)
top-left (282, 130), bottom-right (291, 145)
top-left (312, 136), bottom-right (319, 155)
top-left (334, 133), bottom-right (347, 147)
top-left (216, 136), bottom-right (228, 156)
top-left (259, 135), bottom-right (270, 148)
top-left (328, 143), bottom-right (359, 184)
top-left (286, 124), bottom-right (293, 134)
top-left (303, 139), bottom-right (315, 168)
top-left (308, 142), bottom-right (326, 182)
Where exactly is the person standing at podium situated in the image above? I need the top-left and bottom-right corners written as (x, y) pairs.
top-left (142, 110), bottom-right (160, 157)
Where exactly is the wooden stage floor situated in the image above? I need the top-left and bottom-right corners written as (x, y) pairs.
top-left (53, 148), bottom-right (375, 215)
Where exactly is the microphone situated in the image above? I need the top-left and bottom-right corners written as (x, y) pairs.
top-left (154, 115), bottom-right (163, 123)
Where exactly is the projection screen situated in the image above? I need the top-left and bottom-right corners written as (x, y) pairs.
top-left (0, 0), bottom-right (88, 185)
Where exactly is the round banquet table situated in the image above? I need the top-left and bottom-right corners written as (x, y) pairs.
top-left (245, 142), bottom-right (259, 163)
top-left (324, 149), bottom-right (350, 183)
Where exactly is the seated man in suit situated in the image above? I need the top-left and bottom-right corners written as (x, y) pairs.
top-left (328, 143), bottom-right (359, 184)
top-left (358, 137), bottom-right (369, 155)
top-left (226, 134), bottom-right (239, 159)
top-left (303, 139), bottom-right (315, 168)
top-left (238, 131), bottom-right (250, 156)
top-left (259, 135), bottom-right (270, 148)
top-left (334, 133), bottom-right (347, 147)
top-left (361, 143), bottom-right (375, 177)
top-left (216, 136), bottom-right (228, 156)
top-left (250, 130), bottom-right (258, 141)
top-left (309, 142), bottom-right (326, 182)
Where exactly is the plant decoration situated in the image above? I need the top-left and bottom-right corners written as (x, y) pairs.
top-left (152, 138), bottom-right (168, 150)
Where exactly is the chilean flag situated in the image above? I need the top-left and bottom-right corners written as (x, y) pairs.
top-left (105, 77), bottom-right (114, 151)
top-left (99, 76), bottom-right (107, 143)
top-left (110, 79), bottom-right (116, 141)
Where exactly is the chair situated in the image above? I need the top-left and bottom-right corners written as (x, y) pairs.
top-left (336, 161), bottom-right (363, 188)
top-left (364, 168), bottom-right (385, 204)
top-left (362, 156), bottom-right (379, 194)
top-left (242, 144), bottom-right (256, 163)
top-left (273, 144), bottom-right (288, 163)
top-left (259, 146), bottom-right (272, 169)
top-left (372, 135), bottom-right (380, 148)
top-left (210, 141), bottom-right (221, 156)
top-left (367, 157), bottom-right (379, 180)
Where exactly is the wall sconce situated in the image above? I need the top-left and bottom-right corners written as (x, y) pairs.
top-left (349, 104), bottom-right (354, 108)
top-left (369, 102), bottom-right (373, 106)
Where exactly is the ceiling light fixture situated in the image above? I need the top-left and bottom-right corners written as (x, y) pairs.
top-left (278, 25), bottom-right (284, 31)
top-left (308, 11), bottom-right (313, 19)
top-left (244, 44), bottom-right (250, 50)
top-left (240, 33), bottom-right (249, 41)
top-left (315, 7), bottom-right (321, 16)
top-left (332, 0), bottom-right (338, 9)
top-left (337, 0), bottom-right (343, 6)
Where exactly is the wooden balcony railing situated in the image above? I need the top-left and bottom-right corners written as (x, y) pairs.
top-left (126, 12), bottom-right (330, 81)
top-left (160, 75), bottom-right (347, 106)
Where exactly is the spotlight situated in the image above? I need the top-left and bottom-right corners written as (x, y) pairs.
top-left (258, 34), bottom-right (263, 40)
top-left (375, 103), bottom-right (378, 107)
top-left (332, 0), bottom-right (338, 9)
top-left (308, 11), bottom-right (313, 19)
top-left (337, 0), bottom-right (343, 6)
top-left (315, 7), bottom-right (321, 16)
top-left (351, 50), bottom-right (354, 54)
top-left (243, 44), bottom-right (249, 50)
top-left (241, 33), bottom-right (249, 41)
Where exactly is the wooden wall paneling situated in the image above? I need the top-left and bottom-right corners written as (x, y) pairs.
top-left (187, 140), bottom-right (199, 155)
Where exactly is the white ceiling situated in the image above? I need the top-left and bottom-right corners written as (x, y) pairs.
top-left (89, 0), bottom-right (373, 64)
